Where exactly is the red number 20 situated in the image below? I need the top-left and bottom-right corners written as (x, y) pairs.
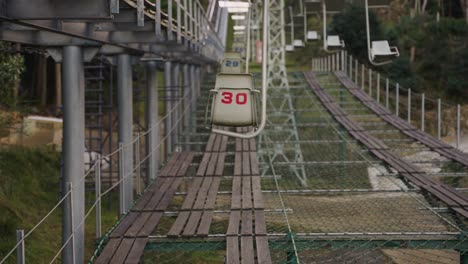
top-left (221, 92), bottom-right (247, 105)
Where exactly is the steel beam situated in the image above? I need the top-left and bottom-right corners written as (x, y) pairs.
top-left (145, 61), bottom-right (159, 182)
top-left (61, 45), bottom-right (85, 264)
top-left (183, 64), bottom-right (191, 150)
top-left (117, 53), bottom-right (134, 214)
top-left (164, 61), bottom-right (173, 158)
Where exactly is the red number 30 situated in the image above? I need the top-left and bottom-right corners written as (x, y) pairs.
top-left (221, 92), bottom-right (247, 105)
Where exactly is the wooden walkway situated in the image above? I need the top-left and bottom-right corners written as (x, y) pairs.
top-left (305, 71), bottom-right (468, 219)
top-left (95, 126), bottom-right (272, 263)
top-left (334, 71), bottom-right (468, 167)
top-left (226, 127), bottom-right (271, 264)
top-left (95, 152), bottom-right (194, 264)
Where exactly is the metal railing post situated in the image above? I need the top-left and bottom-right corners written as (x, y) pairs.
top-left (95, 160), bottom-right (101, 239)
top-left (407, 88), bottom-right (411, 124)
top-left (349, 55), bottom-right (353, 79)
top-left (396, 83), bottom-right (399, 117)
top-left (437, 98), bottom-right (441, 139)
top-left (368, 69), bottom-right (372, 97)
top-left (118, 143), bottom-right (125, 216)
top-left (385, 78), bottom-right (389, 110)
top-left (16, 230), bottom-right (25, 264)
top-left (361, 64), bottom-right (365, 90)
top-left (376, 73), bottom-right (380, 102)
top-left (354, 59), bottom-right (358, 83)
top-left (68, 182), bottom-right (76, 264)
top-left (421, 93), bottom-right (425, 132)
top-left (457, 104), bottom-right (461, 149)
top-left (136, 134), bottom-right (141, 196)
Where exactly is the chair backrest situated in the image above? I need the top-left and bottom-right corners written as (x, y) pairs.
top-left (221, 52), bottom-right (244, 74)
top-left (327, 35), bottom-right (342, 47)
top-left (211, 74), bottom-right (257, 126)
top-left (372, 40), bottom-right (392, 55)
top-left (293, 39), bottom-right (305, 47)
top-left (307, 31), bottom-right (319, 40)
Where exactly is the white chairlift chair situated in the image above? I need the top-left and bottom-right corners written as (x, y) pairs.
top-left (322, 1), bottom-right (345, 53)
top-left (293, 39), bottom-right (305, 48)
top-left (365, 0), bottom-right (399, 65)
top-left (307, 31), bottom-right (319, 40)
top-left (221, 52), bottom-right (244, 74)
top-left (286, 45), bottom-right (295, 51)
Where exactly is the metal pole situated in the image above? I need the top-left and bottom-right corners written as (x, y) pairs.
top-left (349, 55), bottom-right (353, 78)
top-left (361, 64), bottom-right (364, 90)
top-left (421, 93), bottom-right (425, 132)
top-left (61, 45), bottom-right (85, 264)
top-left (190, 65), bottom-right (197, 134)
top-left (164, 61), bottom-right (172, 158)
top-left (136, 134), bottom-right (141, 195)
top-left (368, 69), bottom-right (372, 97)
top-left (117, 53), bottom-right (133, 214)
top-left (396, 83), bottom-right (399, 117)
top-left (95, 160), bottom-right (101, 239)
top-left (408, 88), bottom-right (411, 124)
top-left (385, 78), bottom-right (389, 110)
top-left (437, 98), bottom-right (441, 140)
top-left (16, 230), bottom-right (25, 264)
top-left (68, 182), bottom-right (75, 264)
top-left (376, 73), bottom-right (380, 102)
top-left (172, 62), bottom-right (180, 150)
top-left (457, 104), bottom-right (461, 149)
top-left (331, 54), bottom-right (335, 71)
top-left (354, 59), bottom-right (358, 83)
top-left (145, 61), bottom-right (159, 182)
top-left (183, 64), bottom-right (191, 151)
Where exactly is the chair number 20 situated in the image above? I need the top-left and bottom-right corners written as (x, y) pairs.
top-left (221, 92), bottom-right (247, 105)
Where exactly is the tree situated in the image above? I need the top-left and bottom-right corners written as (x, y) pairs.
top-left (0, 42), bottom-right (25, 108)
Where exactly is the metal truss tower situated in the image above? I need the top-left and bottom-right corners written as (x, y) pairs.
top-left (259, 0), bottom-right (308, 186)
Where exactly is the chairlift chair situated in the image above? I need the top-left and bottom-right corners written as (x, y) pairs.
top-left (286, 45), bottom-right (295, 51)
top-left (365, 0), bottom-right (399, 65)
top-left (209, 74), bottom-right (259, 128)
top-left (293, 39), bottom-right (305, 48)
top-left (322, 1), bottom-right (345, 53)
top-left (307, 31), bottom-right (320, 40)
top-left (221, 52), bottom-right (245, 74)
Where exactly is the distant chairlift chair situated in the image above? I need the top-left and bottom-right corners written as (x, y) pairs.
top-left (307, 31), bottom-right (319, 40)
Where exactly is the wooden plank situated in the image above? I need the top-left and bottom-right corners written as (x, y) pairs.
top-left (227, 211), bottom-right (241, 235)
top-left (95, 238), bottom-right (122, 264)
top-left (124, 212), bottom-right (152, 237)
top-left (241, 211), bottom-right (253, 235)
top-left (256, 236), bottom-right (272, 264)
top-left (242, 152), bottom-right (251, 176)
top-left (240, 236), bottom-right (255, 264)
top-left (205, 152), bottom-right (219, 176)
top-left (205, 178), bottom-right (221, 209)
top-left (159, 152), bottom-right (181, 176)
top-left (132, 180), bottom-right (164, 211)
top-left (196, 153), bottom-right (211, 176)
top-left (433, 185), bottom-right (468, 207)
top-left (213, 134), bottom-right (223, 152)
top-left (249, 138), bottom-right (256, 151)
top-left (254, 210), bottom-right (267, 235)
top-left (242, 138), bottom-right (250, 152)
top-left (136, 178), bottom-right (170, 211)
top-left (215, 152), bottom-right (226, 176)
top-left (226, 237), bottom-right (240, 264)
top-left (109, 238), bottom-right (134, 264)
top-left (250, 152), bottom-right (260, 176)
top-left (138, 212), bottom-right (163, 236)
top-left (234, 152), bottom-right (242, 176)
top-left (197, 211), bottom-right (213, 236)
top-left (124, 238), bottom-right (149, 264)
top-left (181, 178), bottom-right (204, 209)
top-left (168, 211), bottom-right (190, 237)
top-left (231, 177), bottom-right (242, 209)
top-left (235, 137), bottom-right (242, 152)
top-left (252, 177), bottom-right (264, 209)
top-left (242, 176), bottom-right (252, 209)
top-left (220, 135), bottom-right (229, 152)
top-left (167, 152), bottom-right (188, 177)
top-left (176, 152), bottom-right (194, 177)
top-left (182, 211), bottom-right (203, 236)
top-left (205, 133), bottom-right (216, 152)
top-left (110, 212), bottom-right (140, 238)
top-left (155, 178), bottom-right (182, 211)
top-left (193, 177), bottom-right (213, 209)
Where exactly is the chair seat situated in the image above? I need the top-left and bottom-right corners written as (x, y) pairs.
top-left (293, 39), bottom-right (305, 47)
top-left (327, 35), bottom-right (345, 48)
top-left (371, 40), bottom-right (400, 58)
top-left (307, 31), bottom-right (319, 40)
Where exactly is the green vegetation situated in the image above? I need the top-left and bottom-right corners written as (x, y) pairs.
top-left (328, 4), bottom-right (468, 102)
top-left (0, 42), bottom-right (25, 108)
top-left (0, 146), bottom-right (61, 262)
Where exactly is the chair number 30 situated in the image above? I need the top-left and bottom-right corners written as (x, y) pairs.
top-left (221, 92), bottom-right (247, 105)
